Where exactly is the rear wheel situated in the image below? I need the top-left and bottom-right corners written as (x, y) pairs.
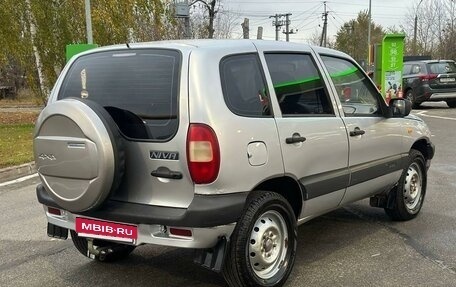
top-left (70, 230), bottom-right (135, 262)
top-left (385, 149), bottom-right (426, 221)
top-left (222, 191), bottom-right (297, 287)
top-left (446, 100), bottom-right (456, 108)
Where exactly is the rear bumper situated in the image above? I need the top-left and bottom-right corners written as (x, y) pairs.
top-left (429, 92), bottom-right (456, 100)
top-left (45, 207), bottom-right (235, 248)
top-left (37, 184), bottom-right (247, 248)
top-left (416, 85), bottom-right (456, 102)
top-left (37, 184), bottom-right (247, 228)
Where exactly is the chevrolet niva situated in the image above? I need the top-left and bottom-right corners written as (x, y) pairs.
top-left (34, 40), bottom-right (434, 287)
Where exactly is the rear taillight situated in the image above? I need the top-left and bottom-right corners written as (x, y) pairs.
top-left (187, 124), bottom-right (220, 184)
top-left (419, 74), bottom-right (438, 81)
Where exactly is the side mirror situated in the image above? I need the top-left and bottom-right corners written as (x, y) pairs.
top-left (390, 98), bottom-right (412, 117)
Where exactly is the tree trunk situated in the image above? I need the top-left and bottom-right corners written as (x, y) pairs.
top-left (208, 0), bottom-right (216, 38)
top-left (25, 0), bottom-right (49, 99)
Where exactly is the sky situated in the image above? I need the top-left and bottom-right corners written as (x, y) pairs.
top-left (222, 0), bottom-right (418, 43)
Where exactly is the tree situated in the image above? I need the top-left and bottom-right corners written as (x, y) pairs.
top-left (334, 11), bottom-right (384, 62)
top-left (190, 0), bottom-right (218, 39)
top-left (0, 0), bottom-right (177, 103)
top-left (401, 0), bottom-right (456, 59)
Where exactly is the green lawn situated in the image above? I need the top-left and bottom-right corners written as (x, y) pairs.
top-left (0, 124), bottom-right (35, 168)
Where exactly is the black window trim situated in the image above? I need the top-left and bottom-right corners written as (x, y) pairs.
top-left (58, 47), bottom-right (183, 143)
top-left (219, 52), bottom-right (274, 118)
top-left (264, 51), bottom-right (336, 118)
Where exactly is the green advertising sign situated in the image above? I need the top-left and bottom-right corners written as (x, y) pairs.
top-left (380, 34), bottom-right (405, 102)
top-left (66, 44), bottom-right (98, 62)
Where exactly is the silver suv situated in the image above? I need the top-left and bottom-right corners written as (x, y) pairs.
top-left (34, 40), bottom-right (435, 287)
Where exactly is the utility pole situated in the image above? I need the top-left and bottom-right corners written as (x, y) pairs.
top-left (270, 13), bottom-right (294, 41)
top-left (270, 14), bottom-right (282, 41)
top-left (282, 13), bottom-right (297, 42)
top-left (367, 0), bottom-right (372, 70)
top-left (257, 26), bottom-right (263, 40)
top-left (320, 2), bottom-right (328, 47)
top-left (241, 18), bottom-right (250, 39)
top-left (413, 0), bottom-right (424, 55)
top-left (84, 0), bottom-right (93, 44)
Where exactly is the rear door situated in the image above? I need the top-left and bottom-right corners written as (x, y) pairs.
top-left (259, 49), bottom-right (349, 220)
top-left (319, 55), bottom-right (405, 204)
top-left (57, 48), bottom-right (195, 208)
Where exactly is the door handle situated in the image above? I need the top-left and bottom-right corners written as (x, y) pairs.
top-left (286, 133), bottom-right (306, 144)
top-left (350, 127), bottom-right (365, 137)
top-left (151, 166), bottom-right (183, 179)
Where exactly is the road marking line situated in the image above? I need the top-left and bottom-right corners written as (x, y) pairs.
top-left (0, 173), bottom-right (38, 187)
top-left (413, 110), bottom-right (456, 121)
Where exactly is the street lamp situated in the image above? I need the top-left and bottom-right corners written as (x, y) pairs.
top-left (413, 0), bottom-right (424, 55)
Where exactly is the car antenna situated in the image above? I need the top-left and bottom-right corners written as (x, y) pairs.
top-left (126, 42), bottom-right (131, 49)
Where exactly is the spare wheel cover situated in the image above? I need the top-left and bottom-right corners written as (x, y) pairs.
top-left (34, 98), bottom-right (124, 212)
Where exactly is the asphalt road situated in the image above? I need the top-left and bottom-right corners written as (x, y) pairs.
top-left (0, 102), bottom-right (455, 287)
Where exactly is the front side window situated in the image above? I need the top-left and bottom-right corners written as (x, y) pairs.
top-left (220, 54), bottom-right (271, 117)
top-left (321, 55), bottom-right (381, 116)
top-left (265, 53), bottom-right (334, 116)
top-left (59, 49), bottom-right (181, 141)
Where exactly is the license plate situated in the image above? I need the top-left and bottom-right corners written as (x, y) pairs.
top-left (440, 77), bottom-right (455, 83)
top-left (75, 217), bottom-right (137, 243)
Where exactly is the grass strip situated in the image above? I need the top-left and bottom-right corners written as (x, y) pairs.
top-left (0, 124), bottom-right (35, 168)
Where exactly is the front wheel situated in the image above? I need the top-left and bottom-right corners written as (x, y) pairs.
top-left (385, 149), bottom-right (427, 221)
top-left (222, 191), bottom-right (297, 287)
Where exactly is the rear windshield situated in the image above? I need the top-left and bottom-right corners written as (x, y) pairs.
top-left (428, 62), bottom-right (456, 74)
top-left (59, 49), bottom-right (181, 141)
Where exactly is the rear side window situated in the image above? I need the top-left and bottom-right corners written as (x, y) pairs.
top-left (265, 53), bottom-right (334, 116)
top-left (59, 49), bottom-right (181, 141)
top-left (220, 54), bottom-right (271, 117)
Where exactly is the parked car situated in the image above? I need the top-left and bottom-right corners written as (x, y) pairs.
top-left (34, 40), bottom-right (434, 287)
top-left (403, 60), bottom-right (456, 108)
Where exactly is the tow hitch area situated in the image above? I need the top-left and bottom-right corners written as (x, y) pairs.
top-left (47, 223), bottom-right (68, 240)
top-left (86, 239), bottom-right (129, 261)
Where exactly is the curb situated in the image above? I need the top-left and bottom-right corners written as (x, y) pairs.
top-left (0, 162), bottom-right (36, 183)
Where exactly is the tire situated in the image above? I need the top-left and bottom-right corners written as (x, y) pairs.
top-left (446, 100), bottom-right (456, 108)
top-left (385, 149), bottom-right (427, 221)
top-left (405, 90), bottom-right (420, 109)
top-left (70, 230), bottom-right (135, 262)
top-left (222, 191), bottom-right (297, 287)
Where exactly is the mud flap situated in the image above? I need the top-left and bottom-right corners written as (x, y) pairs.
top-left (47, 222), bottom-right (68, 240)
top-left (193, 236), bottom-right (228, 273)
